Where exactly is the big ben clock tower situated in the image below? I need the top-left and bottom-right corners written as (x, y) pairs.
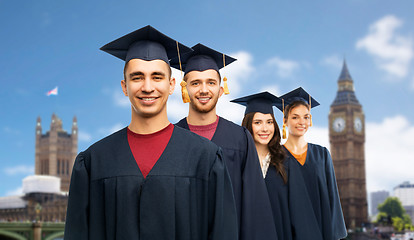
top-left (329, 60), bottom-right (368, 229)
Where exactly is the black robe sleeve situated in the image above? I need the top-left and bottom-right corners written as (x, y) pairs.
top-left (64, 152), bottom-right (89, 240)
top-left (208, 150), bottom-right (239, 240)
top-left (323, 147), bottom-right (347, 239)
top-left (239, 127), bottom-right (278, 240)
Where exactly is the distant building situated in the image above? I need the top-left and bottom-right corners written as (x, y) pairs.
top-left (329, 60), bottom-right (368, 228)
top-left (35, 114), bottom-right (78, 192)
top-left (394, 181), bottom-right (414, 224)
top-left (0, 114), bottom-right (77, 222)
top-left (0, 175), bottom-right (68, 222)
top-left (370, 190), bottom-right (389, 217)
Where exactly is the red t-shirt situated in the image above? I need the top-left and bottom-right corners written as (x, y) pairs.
top-left (127, 124), bottom-right (174, 178)
top-left (188, 116), bottom-right (219, 140)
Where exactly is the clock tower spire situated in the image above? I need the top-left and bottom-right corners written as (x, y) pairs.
top-left (329, 60), bottom-right (368, 229)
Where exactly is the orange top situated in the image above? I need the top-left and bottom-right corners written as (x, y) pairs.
top-left (285, 146), bottom-right (307, 166)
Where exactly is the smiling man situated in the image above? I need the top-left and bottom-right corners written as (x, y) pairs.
top-left (173, 44), bottom-right (278, 240)
top-left (64, 26), bottom-right (238, 240)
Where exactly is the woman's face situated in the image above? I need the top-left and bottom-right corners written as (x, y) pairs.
top-left (285, 104), bottom-right (311, 137)
top-left (252, 112), bottom-right (275, 146)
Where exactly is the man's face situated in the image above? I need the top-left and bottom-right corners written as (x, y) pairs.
top-left (185, 69), bottom-right (223, 114)
top-left (121, 59), bottom-right (175, 119)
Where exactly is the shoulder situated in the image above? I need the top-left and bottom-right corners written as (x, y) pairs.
top-left (173, 126), bottom-right (223, 171)
top-left (219, 117), bottom-right (244, 131)
top-left (175, 117), bottom-right (188, 128)
top-left (174, 125), bottom-right (220, 152)
top-left (219, 117), bottom-right (250, 139)
top-left (308, 143), bottom-right (331, 162)
top-left (308, 143), bottom-right (328, 153)
top-left (86, 127), bottom-right (127, 153)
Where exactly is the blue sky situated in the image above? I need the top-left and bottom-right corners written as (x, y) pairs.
top-left (1, 0), bottom-right (414, 207)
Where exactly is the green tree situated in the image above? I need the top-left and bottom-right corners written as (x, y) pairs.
top-left (377, 197), bottom-right (405, 218)
top-left (375, 197), bottom-right (414, 231)
top-left (393, 216), bottom-right (404, 231)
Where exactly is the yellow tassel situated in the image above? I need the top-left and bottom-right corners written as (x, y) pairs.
top-left (180, 80), bottom-right (190, 103)
top-left (282, 123), bottom-right (287, 139)
top-left (223, 76), bottom-right (230, 95)
top-left (309, 95), bottom-right (312, 127)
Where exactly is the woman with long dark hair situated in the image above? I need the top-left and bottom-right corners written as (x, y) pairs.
top-left (278, 87), bottom-right (347, 240)
top-left (231, 91), bottom-right (292, 240)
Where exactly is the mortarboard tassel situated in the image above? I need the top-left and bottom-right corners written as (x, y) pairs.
top-left (282, 99), bottom-right (287, 139)
top-left (222, 54), bottom-right (230, 95)
top-left (181, 81), bottom-right (190, 103)
top-left (309, 95), bottom-right (312, 127)
top-left (176, 41), bottom-right (190, 103)
top-left (223, 77), bottom-right (230, 95)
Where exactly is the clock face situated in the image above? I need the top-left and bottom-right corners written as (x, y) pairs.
top-left (333, 117), bottom-right (346, 132)
top-left (354, 117), bottom-right (362, 133)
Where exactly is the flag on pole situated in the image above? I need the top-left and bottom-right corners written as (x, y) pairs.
top-left (47, 87), bottom-right (58, 96)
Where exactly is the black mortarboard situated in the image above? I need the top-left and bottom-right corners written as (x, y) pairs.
top-left (100, 25), bottom-right (192, 65)
top-left (276, 87), bottom-right (320, 112)
top-left (170, 44), bottom-right (236, 101)
top-left (170, 43), bottom-right (237, 75)
top-left (230, 91), bottom-right (282, 116)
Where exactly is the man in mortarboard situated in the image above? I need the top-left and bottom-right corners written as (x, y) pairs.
top-left (64, 26), bottom-right (238, 240)
top-left (172, 44), bottom-right (278, 240)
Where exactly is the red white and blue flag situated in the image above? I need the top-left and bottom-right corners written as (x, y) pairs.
top-left (47, 87), bottom-right (58, 96)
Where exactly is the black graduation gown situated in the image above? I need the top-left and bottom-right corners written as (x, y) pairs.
top-left (64, 126), bottom-right (238, 240)
top-left (265, 161), bottom-right (293, 240)
top-left (285, 143), bottom-right (347, 240)
top-left (176, 117), bottom-right (278, 240)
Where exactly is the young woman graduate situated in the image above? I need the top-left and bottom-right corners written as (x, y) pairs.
top-left (278, 87), bottom-right (347, 240)
top-left (231, 91), bottom-right (292, 240)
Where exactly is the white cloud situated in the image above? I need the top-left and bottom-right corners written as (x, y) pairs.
top-left (78, 130), bottom-right (92, 142)
top-left (6, 187), bottom-right (23, 196)
top-left (365, 115), bottom-right (414, 193)
top-left (167, 68), bottom-right (189, 122)
top-left (222, 51), bottom-right (255, 96)
top-left (356, 15), bottom-right (413, 78)
top-left (321, 55), bottom-right (343, 69)
top-left (259, 85), bottom-right (282, 96)
top-left (4, 165), bottom-right (34, 176)
top-left (265, 56), bottom-right (300, 78)
top-left (216, 94), bottom-right (246, 124)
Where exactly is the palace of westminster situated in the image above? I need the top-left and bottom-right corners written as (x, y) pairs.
top-left (0, 61), bottom-right (368, 229)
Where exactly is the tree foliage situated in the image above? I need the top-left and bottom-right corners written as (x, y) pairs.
top-left (375, 197), bottom-right (414, 231)
top-left (378, 197), bottom-right (405, 218)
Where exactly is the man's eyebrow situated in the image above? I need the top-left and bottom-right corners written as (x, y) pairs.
top-left (129, 71), bottom-right (144, 78)
top-left (151, 71), bottom-right (166, 76)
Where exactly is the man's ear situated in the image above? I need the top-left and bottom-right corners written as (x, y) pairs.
top-left (121, 79), bottom-right (128, 96)
top-left (169, 77), bottom-right (176, 95)
top-left (218, 86), bottom-right (224, 98)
